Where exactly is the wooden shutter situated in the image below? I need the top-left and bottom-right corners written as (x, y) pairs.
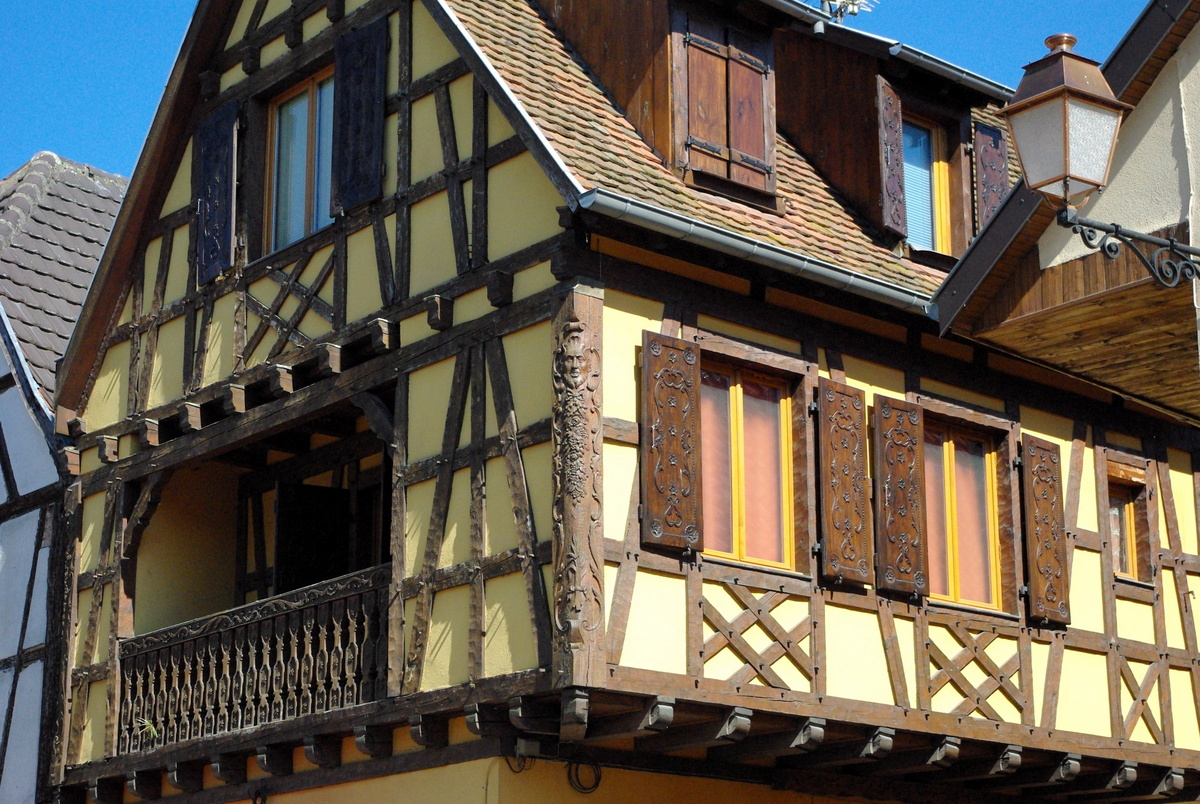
top-left (817, 378), bottom-right (871, 584)
top-left (727, 29), bottom-right (773, 193)
top-left (331, 16), bottom-right (388, 216)
top-left (872, 396), bottom-right (928, 596)
top-left (1022, 435), bottom-right (1070, 625)
top-left (878, 78), bottom-right (907, 239)
top-left (973, 123), bottom-right (1009, 229)
top-left (195, 99), bottom-right (238, 285)
top-left (640, 331), bottom-right (702, 553)
top-left (275, 483), bottom-right (352, 594)
top-left (685, 15), bottom-right (730, 180)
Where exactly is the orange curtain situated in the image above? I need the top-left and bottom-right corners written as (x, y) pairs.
top-left (923, 429), bottom-right (949, 597)
top-left (742, 380), bottom-right (783, 563)
top-left (701, 370), bottom-right (733, 555)
top-left (954, 436), bottom-right (992, 605)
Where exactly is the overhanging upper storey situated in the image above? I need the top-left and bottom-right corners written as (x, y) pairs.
top-left (936, 0), bottom-right (1200, 421)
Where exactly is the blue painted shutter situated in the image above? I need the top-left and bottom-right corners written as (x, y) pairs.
top-left (196, 100), bottom-right (239, 285)
top-left (331, 16), bottom-right (388, 216)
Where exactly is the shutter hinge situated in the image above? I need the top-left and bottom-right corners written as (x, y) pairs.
top-left (808, 400), bottom-right (819, 416)
top-left (1018, 585), bottom-right (1029, 599)
top-left (732, 49), bottom-right (768, 74)
top-left (686, 136), bottom-right (724, 157)
top-left (683, 32), bottom-right (723, 53)
top-left (735, 152), bottom-right (774, 175)
top-left (1012, 455), bottom-right (1023, 469)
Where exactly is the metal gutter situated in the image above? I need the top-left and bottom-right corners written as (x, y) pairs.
top-left (574, 188), bottom-right (937, 318)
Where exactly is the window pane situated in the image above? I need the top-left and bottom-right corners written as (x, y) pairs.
top-left (274, 92), bottom-right (310, 248)
top-left (701, 370), bottom-right (734, 555)
top-left (313, 77), bottom-right (335, 232)
top-left (903, 121), bottom-right (935, 251)
top-left (923, 428), bottom-right (949, 597)
top-left (954, 436), bottom-right (993, 605)
top-left (742, 380), bottom-right (784, 564)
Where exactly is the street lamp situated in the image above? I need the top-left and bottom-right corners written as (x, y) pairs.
top-left (1002, 34), bottom-right (1200, 288)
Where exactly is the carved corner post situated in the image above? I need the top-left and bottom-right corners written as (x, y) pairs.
top-left (551, 285), bottom-right (605, 689)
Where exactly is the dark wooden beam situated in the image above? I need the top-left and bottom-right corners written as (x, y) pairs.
top-left (303, 735), bottom-right (341, 769)
top-left (409, 714), bottom-right (449, 748)
top-left (635, 706), bottom-right (752, 753)
top-left (931, 744), bottom-right (1022, 783)
top-left (709, 717), bottom-right (825, 763)
top-left (560, 687), bottom-right (589, 743)
top-left (466, 703), bottom-right (517, 738)
top-left (165, 761), bottom-right (204, 794)
top-left (973, 752), bottom-right (1081, 791)
top-left (1060, 760), bottom-right (1138, 797)
top-left (584, 696), bottom-right (675, 741)
top-left (125, 770), bottom-right (162, 800)
top-left (209, 753), bottom-right (247, 785)
top-left (255, 744), bottom-right (293, 776)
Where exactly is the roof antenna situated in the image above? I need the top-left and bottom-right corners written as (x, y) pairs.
top-left (821, 0), bottom-right (877, 23)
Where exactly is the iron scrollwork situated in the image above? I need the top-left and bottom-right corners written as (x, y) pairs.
top-left (1059, 208), bottom-right (1200, 288)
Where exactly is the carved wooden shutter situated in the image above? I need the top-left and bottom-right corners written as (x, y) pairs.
top-left (640, 331), bottom-right (702, 553)
top-left (331, 16), bottom-right (388, 216)
top-left (973, 123), bottom-right (1009, 229)
top-left (727, 30), bottom-right (773, 193)
top-left (878, 78), bottom-right (907, 239)
top-left (872, 397), bottom-right (928, 596)
top-left (817, 378), bottom-right (871, 584)
top-left (1022, 435), bottom-right (1070, 625)
top-left (195, 99), bottom-right (238, 285)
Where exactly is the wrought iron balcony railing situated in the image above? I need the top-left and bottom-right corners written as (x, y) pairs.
top-left (117, 564), bottom-right (390, 754)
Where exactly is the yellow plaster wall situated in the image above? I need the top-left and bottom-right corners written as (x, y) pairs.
top-left (165, 224), bottom-right (191, 303)
top-left (439, 468), bottom-right (473, 569)
top-left (483, 456), bottom-right (518, 555)
top-left (408, 356), bottom-right (459, 460)
top-left (842, 355), bottom-right (904, 399)
top-left (894, 616), bottom-right (916, 709)
top-left (1030, 640), bottom-right (1049, 727)
top-left (1168, 448), bottom-right (1198, 554)
top-left (489, 95), bottom-right (516, 145)
top-left (85, 340), bottom-right (129, 430)
top-left (602, 442), bottom-right (637, 543)
top-left (602, 291), bottom-right (664, 423)
top-left (502, 322), bottom-right (552, 428)
top-left (422, 585), bottom-right (471, 690)
top-left (143, 238), bottom-right (163, 306)
top-left (823, 605), bottom-right (894, 706)
top-left (920, 377), bottom-right (1004, 412)
top-left (522, 442), bottom-right (553, 549)
top-left (1055, 649), bottom-right (1111, 737)
top-left (1069, 549), bottom-right (1106, 633)
top-left (78, 680), bottom-right (108, 764)
top-left (224, 0), bottom-right (255, 51)
top-left (621, 570), bottom-right (687, 675)
top-left (260, 34), bottom-right (288, 67)
top-left (147, 316), bottom-right (187, 409)
top-left (73, 586), bottom-right (111, 668)
top-left (302, 10), bottom-right (332, 42)
top-left (410, 94), bottom-right (443, 184)
top-left (1117, 598), bottom-right (1157, 646)
top-left (412, 1), bottom-right (459, 79)
top-left (487, 152), bottom-right (562, 261)
top-left (448, 74), bottom-right (474, 162)
top-left (346, 225), bottom-right (384, 323)
top-left (409, 192), bottom-right (458, 295)
top-left (512, 260), bottom-right (555, 299)
top-left (1172, 668), bottom-right (1200, 750)
top-left (79, 492), bottom-right (106, 576)
top-left (202, 292), bottom-right (238, 387)
top-left (160, 140), bottom-right (193, 217)
top-left (484, 572), bottom-right (538, 675)
top-left (404, 479), bottom-right (435, 577)
top-left (134, 463), bottom-right (241, 634)
top-left (1163, 571), bottom-right (1188, 649)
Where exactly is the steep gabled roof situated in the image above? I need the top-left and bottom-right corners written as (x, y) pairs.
top-left (427, 0), bottom-right (950, 306)
top-left (935, 0), bottom-right (1200, 334)
top-left (0, 152), bottom-right (126, 409)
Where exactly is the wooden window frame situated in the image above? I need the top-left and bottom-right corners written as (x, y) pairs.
top-left (1105, 457), bottom-right (1152, 585)
top-left (922, 418), bottom-right (1003, 611)
top-left (700, 357), bottom-right (796, 571)
top-left (910, 394), bottom-right (1020, 617)
top-left (671, 2), bottom-right (780, 212)
top-left (902, 113), bottom-right (953, 255)
top-left (264, 65), bottom-right (336, 254)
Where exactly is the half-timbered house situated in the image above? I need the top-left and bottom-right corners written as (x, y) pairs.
top-left (49, 0), bottom-right (1200, 802)
top-left (0, 152), bottom-right (125, 803)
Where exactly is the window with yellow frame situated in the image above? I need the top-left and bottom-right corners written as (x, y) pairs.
top-left (922, 421), bottom-right (1001, 608)
top-left (902, 116), bottom-right (951, 254)
top-left (266, 67), bottom-right (335, 252)
top-left (699, 362), bottom-right (794, 569)
top-left (1106, 464), bottom-right (1149, 582)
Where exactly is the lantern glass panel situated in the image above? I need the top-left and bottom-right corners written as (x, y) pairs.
top-left (1008, 97), bottom-right (1065, 191)
top-left (1067, 97), bottom-right (1120, 190)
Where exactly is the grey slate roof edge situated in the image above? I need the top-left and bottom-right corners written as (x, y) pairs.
top-left (0, 153), bottom-right (128, 409)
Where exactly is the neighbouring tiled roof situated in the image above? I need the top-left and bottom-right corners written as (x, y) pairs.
top-left (0, 153), bottom-right (127, 406)
top-left (439, 0), bottom-right (945, 297)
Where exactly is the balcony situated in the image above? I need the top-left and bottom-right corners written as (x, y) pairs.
top-left (117, 564), bottom-right (390, 754)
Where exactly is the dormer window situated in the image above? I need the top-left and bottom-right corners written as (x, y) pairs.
top-left (674, 4), bottom-right (777, 208)
top-left (902, 117), bottom-right (951, 253)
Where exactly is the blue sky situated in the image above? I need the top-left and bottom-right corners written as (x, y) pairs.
top-left (0, 1), bottom-right (1147, 181)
